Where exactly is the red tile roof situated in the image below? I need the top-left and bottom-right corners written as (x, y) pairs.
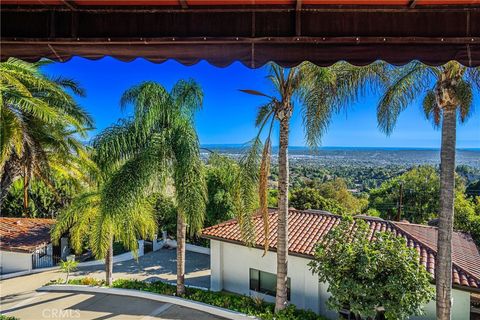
top-left (0, 217), bottom-right (55, 253)
top-left (202, 209), bottom-right (480, 291)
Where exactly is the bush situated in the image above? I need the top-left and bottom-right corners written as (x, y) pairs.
top-left (309, 216), bottom-right (434, 320)
top-left (0, 316), bottom-right (19, 320)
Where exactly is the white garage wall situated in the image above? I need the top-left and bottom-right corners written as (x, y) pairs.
top-left (0, 250), bottom-right (32, 274)
top-left (210, 240), bottom-right (472, 320)
top-left (210, 240), bottom-right (334, 317)
top-left (410, 287), bottom-right (470, 320)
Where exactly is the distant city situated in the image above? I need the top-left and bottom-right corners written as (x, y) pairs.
top-left (201, 145), bottom-right (480, 169)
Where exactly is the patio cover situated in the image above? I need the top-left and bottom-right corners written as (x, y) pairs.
top-left (1, 0), bottom-right (479, 67)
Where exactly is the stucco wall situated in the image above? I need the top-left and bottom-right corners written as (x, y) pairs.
top-left (210, 240), bottom-right (334, 317)
top-left (0, 250), bottom-right (32, 274)
top-left (411, 287), bottom-right (470, 320)
top-left (210, 240), bottom-right (471, 320)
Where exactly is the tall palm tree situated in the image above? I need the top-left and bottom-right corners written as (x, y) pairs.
top-left (375, 61), bottom-right (479, 320)
top-left (51, 183), bottom-right (157, 285)
top-left (0, 58), bottom-right (94, 213)
top-left (92, 80), bottom-right (206, 294)
top-left (241, 62), bottom-right (384, 312)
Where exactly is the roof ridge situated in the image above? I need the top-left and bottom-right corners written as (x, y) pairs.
top-left (392, 222), bottom-right (480, 284)
top-left (393, 221), bottom-right (476, 242)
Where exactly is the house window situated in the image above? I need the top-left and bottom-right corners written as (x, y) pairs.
top-left (249, 268), bottom-right (290, 300)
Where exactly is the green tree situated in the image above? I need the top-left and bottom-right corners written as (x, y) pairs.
top-left (92, 80), bottom-right (207, 294)
top-left (369, 166), bottom-right (441, 223)
top-left (309, 216), bottom-right (434, 320)
top-left (454, 193), bottom-right (480, 246)
top-left (312, 178), bottom-right (367, 213)
top-left (59, 259), bottom-right (78, 283)
top-left (290, 187), bottom-right (345, 214)
top-left (2, 171), bottom-right (83, 218)
top-left (154, 194), bottom-right (178, 238)
top-left (466, 180), bottom-right (480, 197)
top-left (240, 62), bottom-right (383, 311)
top-left (368, 165), bottom-right (480, 245)
top-left (375, 62), bottom-right (479, 319)
top-left (52, 185), bottom-right (157, 285)
top-left (0, 58), bottom-right (94, 214)
top-left (204, 154), bottom-right (241, 227)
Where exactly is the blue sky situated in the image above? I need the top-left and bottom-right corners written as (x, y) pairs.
top-left (43, 57), bottom-right (480, 148)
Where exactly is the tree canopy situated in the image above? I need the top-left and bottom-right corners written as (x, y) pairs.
top-left (309, 216), bottom-right (434, 320)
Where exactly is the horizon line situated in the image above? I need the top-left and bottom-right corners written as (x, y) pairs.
top-left (201, 144), bottom-right (480, 151)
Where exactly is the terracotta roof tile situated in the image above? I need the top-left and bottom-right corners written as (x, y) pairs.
top-left (0, 217), bottom-right (55, 253)
top-left (202, 209), bottom-right (480, 291)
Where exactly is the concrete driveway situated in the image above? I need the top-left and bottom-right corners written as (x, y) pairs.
top-left (73, 248), bottom-right (210, 288)
top-left (1, 291), bottom-right (225, 319)
top-left (1, 249), bottom-right (212, 319)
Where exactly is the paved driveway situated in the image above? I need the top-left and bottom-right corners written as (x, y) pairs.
top-left (73, 248), bottom-right (211, 288)
top-left (1, 291), bottom-right (225, 319)
top-left (1, 249), bottom-right (212, 319)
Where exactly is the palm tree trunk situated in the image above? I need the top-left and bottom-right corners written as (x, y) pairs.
top-left (176, 213), bottom-right (186, 296)
top-left (105, 237), bottom-right (113, 286)
top-left (0, 157), bottom-right (22, 213)
top-left (275, 116), bottom-right (290, 312)
top-left (436, 108), bottom-right (456, 320)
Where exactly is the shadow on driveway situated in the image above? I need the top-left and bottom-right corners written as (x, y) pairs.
top-left (73, 248), bottom-right (211, 288)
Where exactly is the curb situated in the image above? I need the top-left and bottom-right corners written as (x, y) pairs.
top-left (0, 266), bottom-right (60, 280)
top-left (38, 285), bottom-right (257, 320)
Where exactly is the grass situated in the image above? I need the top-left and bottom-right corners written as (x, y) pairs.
top-left (49, 277), bottom-right (328, 320)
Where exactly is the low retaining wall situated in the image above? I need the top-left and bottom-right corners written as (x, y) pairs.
top-left (163, 239), bottom-right (210, 255)
top-left (38, 285), bottom-right (256, 320)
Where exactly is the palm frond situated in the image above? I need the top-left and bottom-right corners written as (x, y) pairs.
top-left (422, 89), bottom-right (441, 129)
top-left (465, 67), bottom-right (480, 91)
top-left (255, 101), bottom-right (275, 127)
top-left (454, 79), bottom-right (474, 123)
top-left (259, 136), bottom-right (271, 255)
top-left (171, 78), bottom-right (204, 120)
top-left (377, 62), bottom-right (433, 135)
top-left (171, 119), bottom-right (207, 235)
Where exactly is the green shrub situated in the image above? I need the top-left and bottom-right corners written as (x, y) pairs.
top-left (66, 277), bottom-right (104, 286)
top-left (108, 279), bottom-right (327, 320)
top-left (0, 315), bottom-right (20, 320)
top-left (59, 259), bottom-right (78, 283)
top-left (47, 277), bottom-right (328, 319)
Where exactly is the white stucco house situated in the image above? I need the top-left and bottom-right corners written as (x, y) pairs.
top-left (202, 209), bottom-right (480, 320)
top-left (0, 217), bottom-right (58, 274)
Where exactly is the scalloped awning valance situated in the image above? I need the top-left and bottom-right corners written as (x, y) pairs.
top-left (1, 1), bottom-right (479, 67)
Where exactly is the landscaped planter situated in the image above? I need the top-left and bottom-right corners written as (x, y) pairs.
top-left (39, 284), bottom-right (255, 320)
top-left (43, 278), bottom-right (329, 320)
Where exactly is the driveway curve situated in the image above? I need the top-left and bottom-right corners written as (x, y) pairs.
top-left (1, 290), bottom-right (226, 319)
top-left (1, 249), bottom-right (212, 319)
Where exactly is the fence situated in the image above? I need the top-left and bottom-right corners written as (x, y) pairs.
top-left (32, 245), bottom-right (61, 269)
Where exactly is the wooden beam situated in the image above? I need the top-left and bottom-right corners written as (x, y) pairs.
top-left (2, 6), bottom-right (478, 13)
top-left (179, 0), bottom-right (188, 9)
top-left (295, 0), bottom-right (302, 37)
top-left (61, 0), bottom-right (77, 11)
top-left (2, 36), bottom-right (477, 45)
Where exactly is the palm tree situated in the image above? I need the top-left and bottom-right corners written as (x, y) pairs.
top-left (241, 62), bottom-right (383, 312)
top-left (0, 58), bottom-right (94, 213)
top-left (92, 80), bottom-right (206, 294)
top-left (51, 182), bottom-right (157, 285)
top-left (375, 61), bottom-right (479, 320)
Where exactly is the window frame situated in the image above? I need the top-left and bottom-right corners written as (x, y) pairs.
top-left (249, 268), bottom-right (291, 300)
